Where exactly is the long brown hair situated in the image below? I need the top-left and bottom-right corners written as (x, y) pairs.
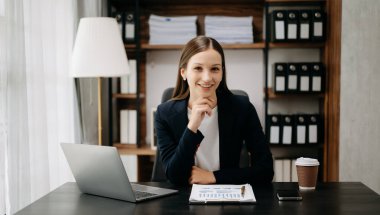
top-left (172, 36), bottom-right (231, 100)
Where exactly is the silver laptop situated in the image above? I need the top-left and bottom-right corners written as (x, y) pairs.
top-left (61, 143), bottom-right (178, 202)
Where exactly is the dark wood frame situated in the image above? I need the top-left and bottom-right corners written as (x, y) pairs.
top-left (323, 0), bottom-right (341, 182)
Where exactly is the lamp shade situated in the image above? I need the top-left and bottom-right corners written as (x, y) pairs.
top-left (71, 17), bottom-right (129, 77)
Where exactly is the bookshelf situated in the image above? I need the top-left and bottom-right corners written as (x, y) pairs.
top-left (107, 0), bottom-right (341, 182)
top-left (114, 144), bottom-right (156, 156)
top-left (264, 0), bottom-right (327, 181)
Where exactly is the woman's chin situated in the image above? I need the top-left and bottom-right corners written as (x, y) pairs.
top-left (198, 87), bottom-right (215, 96)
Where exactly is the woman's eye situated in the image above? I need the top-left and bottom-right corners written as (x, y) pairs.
top-left (212, 67), bottom-right (220, 72)
top-left (194, 67), bottom-right (202, 71)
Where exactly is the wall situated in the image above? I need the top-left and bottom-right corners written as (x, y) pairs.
top-left (340, 0), bottom-right (380, 194)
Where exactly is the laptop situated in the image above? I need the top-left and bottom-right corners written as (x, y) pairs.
top-left (61, 143), bottom-right (178, 202)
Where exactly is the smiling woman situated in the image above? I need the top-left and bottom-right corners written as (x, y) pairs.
top-left (154, 36), bottom-right (274, 186)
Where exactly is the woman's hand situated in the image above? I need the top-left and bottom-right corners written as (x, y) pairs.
top-left (187, 97), bottom-right (216, 132)
top-left (188, 166), bottom-right (216, 184)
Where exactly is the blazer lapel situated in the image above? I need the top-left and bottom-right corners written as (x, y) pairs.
top-left (217, 94), bottom-right (236, 169)
top-left (168, 99), bottom-right (189, 141)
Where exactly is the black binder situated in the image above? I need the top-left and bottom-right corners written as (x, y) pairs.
top-left (295, 114), bottom-right (307, 144)
top-left (311, 10), bottom-right (326, 42)
top-left (271, 10), bottom-right (287, 42)
top-left (286, 10), bottom-right (299, 41)
top-left (113, 11), bottom-right (124, 38)
top-left (307, 114), bottom-right (322, 144)
top-left (287, 63), bottom-right (298, 93)
top-left (274, 63), bottom-right (287, 93)
top-left (298, 63), bottom-right (311, 93)
top-left (266, 115), bottom-right (282, 145)
top-left (299, 10), bottom-right (311, 41)
top-left (310, 63), bottom-right (325, 93)
top-left (124, 12), bottom-right (135, 42)
top-left (281, 115), bottom-right (294, 145)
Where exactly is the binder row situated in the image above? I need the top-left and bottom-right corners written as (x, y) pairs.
top-left (113, 11), bottom-right (135, 42)
top-left (271, 10), bottom-right (326, 42)
top-left (273, 62), bottom-right (325, 94)
top-left (120, 59), bottom-right (137, 94)
top-left (273, 159), bottom-right (298, 182)
top-left (266, 114), bottom-right (323, 145)
top-left (120, 109), bottom-right (137, 144)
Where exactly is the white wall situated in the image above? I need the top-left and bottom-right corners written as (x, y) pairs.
top-left (340, 0), bottom-right (380, 194)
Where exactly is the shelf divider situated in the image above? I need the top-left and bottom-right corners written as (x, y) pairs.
top-left (266, 88), bottom-right (325, 99)
top-left (141, 42), bottom-right (265, 50)
top-left (114, 143), bottom-right (156, 156)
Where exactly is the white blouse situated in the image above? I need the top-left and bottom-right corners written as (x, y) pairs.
top-left (188, 107), bottom-right (220, 172)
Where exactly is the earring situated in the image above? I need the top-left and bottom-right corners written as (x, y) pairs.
top-left (183, 77), bottom-right (186, 81)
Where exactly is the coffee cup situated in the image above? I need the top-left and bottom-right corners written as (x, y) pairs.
top-left (295, 157), bottom-right (319, 190)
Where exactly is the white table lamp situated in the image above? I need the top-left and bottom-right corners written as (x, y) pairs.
top-left (71, 17), bottom-right (130, 145)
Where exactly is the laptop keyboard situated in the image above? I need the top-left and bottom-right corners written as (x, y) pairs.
top-left (134, 190), bottom-right (158, 199)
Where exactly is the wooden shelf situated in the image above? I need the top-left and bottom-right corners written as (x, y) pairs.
top-left (140, 0), bottom-right (265, 6)
top-left (266, 0), bottom-right (325, 3)
top-left (270, 143), bottom-right (323, 148)
top-left (114, 144), bottom-right (156, 156)
top-left (270, 144), bottom-right (322, 159)
top-left (266, 88), bottom-right (324, 99)
top-left (131, 42), bottom-right (322, 50)
top-left (124, 44), bottom-right (137, 50)
top-left (222, 43), bottom-right (266, 49)
top-left (109, 0), bottom-right (340, 182)
top-left (141, 44), bottom-right (184, 50)
top-left (269, 42), bottom-right (325, 49)
top-left (141, 42), bottom-right (265, 50)
top-left (113, 93), bottom-right (145, 99)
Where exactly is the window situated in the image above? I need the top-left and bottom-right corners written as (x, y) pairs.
top-left (0, 0), bottom-right (4, 17)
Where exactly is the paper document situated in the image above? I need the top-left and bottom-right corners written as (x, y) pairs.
top-left (189, 184), bottom-right (256, 204)
top-left (204, 16), bottom-right (254, 44)
top-left (149, 14), bottom-right (197, 45)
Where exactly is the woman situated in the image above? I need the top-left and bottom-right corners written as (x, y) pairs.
top-left (155, 36), bottom-right (274, 186)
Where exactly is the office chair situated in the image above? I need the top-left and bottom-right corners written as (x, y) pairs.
top-left (151, 88), bottom-right (251, 182)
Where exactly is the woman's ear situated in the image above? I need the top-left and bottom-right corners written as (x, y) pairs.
top-left (180, 68), bottom-right (186, 81)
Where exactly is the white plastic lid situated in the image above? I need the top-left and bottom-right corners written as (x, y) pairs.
top-left (295, 157), bottom-right (320, 166)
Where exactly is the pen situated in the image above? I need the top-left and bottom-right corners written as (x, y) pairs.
top-left (241, 185), bottom-right (245, 198)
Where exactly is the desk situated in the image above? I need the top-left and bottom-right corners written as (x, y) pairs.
top-left (15, 182), bottom-right (380, 215)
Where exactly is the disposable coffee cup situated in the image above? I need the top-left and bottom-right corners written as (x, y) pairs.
top-left (295, 157), bottom-right (319, 190)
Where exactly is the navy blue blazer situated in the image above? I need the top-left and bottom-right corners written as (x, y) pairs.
top-left (155, 92), bottom-right (274, 186)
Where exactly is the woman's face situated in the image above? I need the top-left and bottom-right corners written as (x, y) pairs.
top-left (181, 48), bottom-right (223, 99)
